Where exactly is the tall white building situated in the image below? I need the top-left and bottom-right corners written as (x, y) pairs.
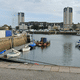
top-left (63, 7), bottom-right (73, 24)
top-left (18, 12), bottom-right (24, 25)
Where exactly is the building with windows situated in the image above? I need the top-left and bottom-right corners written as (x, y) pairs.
top-left (63, 7), bottom-right (73, 24)
top-left (18, 12), bottom-right (24, 25)
top-left (63, 7), bottom-right (73, 30)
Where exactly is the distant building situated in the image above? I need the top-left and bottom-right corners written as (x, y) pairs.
top-left (19, 24), bottom-right (28, 30)
top-left (0, 24), bottom-right (12, 30)
top-left (63, 7), bottom-right (73, 24)
top-left (63, 7), bottom-right (73, 30)
top-left (18, 12), bottom-right (24, 25)
top-left (18, 21), bottom-right (63, 30)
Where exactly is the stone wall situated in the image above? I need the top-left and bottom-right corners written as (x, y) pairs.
top-left (0, 34), bottom-right (27, 52)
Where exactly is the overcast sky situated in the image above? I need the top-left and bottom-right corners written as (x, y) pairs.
top-left (0, 0), bottom-right (80, 27)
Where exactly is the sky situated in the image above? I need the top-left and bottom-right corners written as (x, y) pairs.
top-left (0, 0), bottom-right (80, 28)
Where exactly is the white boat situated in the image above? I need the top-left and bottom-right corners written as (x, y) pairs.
top-left (75, 40), bottom-right (80, 47)
top-left (22, 45), bottom-right (30, 52)
top-left (77, 34), bottom-right (80, 36)
top-left (6, 48), bottom-right (21, 58)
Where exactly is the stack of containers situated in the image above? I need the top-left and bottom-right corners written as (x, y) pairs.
top-left (0, 30), bottom-right (12, 38)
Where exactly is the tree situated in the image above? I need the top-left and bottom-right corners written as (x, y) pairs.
top-left (16, 26), bottom-right (19, 30)
top-left (72, 24), bottom-right (77, 30)
top-left (31, 24), bottom-right (39, 30)
top-left (9, 25), bottom-right (12, 30)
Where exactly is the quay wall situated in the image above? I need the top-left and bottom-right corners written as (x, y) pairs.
top-left (0, 34), bottom-right (27, 52)
top-left (30, 31), bottom-right (55, 34)
top-left (57, 32), bottom-right (77, 35)
top-left (29, 31), bottom-right (77, 35)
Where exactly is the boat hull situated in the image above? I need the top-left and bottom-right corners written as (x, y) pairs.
top-left (6, 49), bottom-right (21, 58)
top-left (22, 47), bottom-right (30, 52)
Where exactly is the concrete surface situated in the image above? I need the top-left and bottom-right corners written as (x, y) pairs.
top-left (0, 66), bottom-right (80, 80)
top-left (0, 61), bottom-right (80, 74)
top-left (1, 61), bottom-right (80, 80)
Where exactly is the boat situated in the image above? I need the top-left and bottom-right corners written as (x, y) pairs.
top-left (75, 40), bottom-right (80, 47)
top-left (0, 50), bottom-right (6, 58)
top-left (0, 50), bottom-right (6, 55)
top-left (29, 32), bottom-right (36, 49)
top-left (22, 45), bottom-right (30, 52)
top-left (77, 34), bottom-right (80, 36)
top-left (5, 48), bottom-right (21, 58)
top-left (29, 42), bottom-right (36, 49)
top-left (36, 37), bottom-right (50, 47)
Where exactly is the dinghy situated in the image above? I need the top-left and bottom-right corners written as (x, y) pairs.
top-left (6, 48), bottom-right (21, 58)
top-left (0, 50), bottom-right (6, 58)
top-left (0, 50), bottom-right (6, 55)
top-left (22, 45), bottom-right (30, 52)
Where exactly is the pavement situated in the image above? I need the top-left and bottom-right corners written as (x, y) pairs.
top-left (0, 61), bottom-right (80, 80)
top-left (1, 61), bottom-right (80, 73)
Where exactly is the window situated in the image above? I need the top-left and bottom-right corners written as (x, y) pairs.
top-left (21, 13), bottom-right (24, 17)
top-left (18, 13), bottom-right (20, 16)
top-left (64, 8), bottom-right (67, 12)
top-left (69, 8), bottom-right (72, 13)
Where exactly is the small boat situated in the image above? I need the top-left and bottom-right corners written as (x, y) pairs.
top-left (36, 37), bottom-right (50, 47)
top-left (77, 34), bottom-right (80, 36)
top-left (75, 40), bottom-right (80, 47)
top-left (0, 50), bottom-right (6, 55)
top-left (5, 48), bottom-right (21, 58)
top-left (29, 42), bottom-right (36, 49)
top-left (22, 45), bottom-right (30, 52)
top-left (77, 33), bottom-right (80, 36)
top-left (0, 50), bottom-right (6, 58)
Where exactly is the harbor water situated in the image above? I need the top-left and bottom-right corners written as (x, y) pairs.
top-left (10, 34), bottom-right (80, 67)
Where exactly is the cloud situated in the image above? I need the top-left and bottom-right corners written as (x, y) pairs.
top-left (0, 0), bottom-right (80, 26)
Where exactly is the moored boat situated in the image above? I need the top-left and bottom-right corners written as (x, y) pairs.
top-left (0, 50), bottom-right (6, 55)
top-left (5, 48), bottom-right (21, 58)
top-left (75, 40), bottom-right (80, 47)
top-left (29, 42), bottom-right (36, 49)
top-left (36, 37), bottom-right (50, 47)
top-left (0, 50), bottom-right (6, 58)
top-left (22, 45), bottom-right (30, 52)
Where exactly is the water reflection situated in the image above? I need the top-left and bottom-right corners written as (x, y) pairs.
top-left (62, 43), bottom-right (72, 66)
top-left (41, 47), bottom-right (47, 50)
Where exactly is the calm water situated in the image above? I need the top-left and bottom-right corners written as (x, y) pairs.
top-left (16, 34), bottom-right (80, 67)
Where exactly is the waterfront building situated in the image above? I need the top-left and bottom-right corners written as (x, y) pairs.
top-left (63, 7), bottom-right (73, 24)
top-left (19, 22), bottom-right (63, 30)
top-left (63, 7), bottom-right (73, 30)
top-left (19, 24), bottom-right (28, 30)
top-left (18, 12), bottom-right (24, 25)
